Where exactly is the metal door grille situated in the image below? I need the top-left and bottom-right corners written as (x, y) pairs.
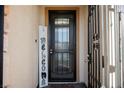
top-left (88, 5), bottom-right (101, 88)
top-left (49, 10), bottom-right (76, 82)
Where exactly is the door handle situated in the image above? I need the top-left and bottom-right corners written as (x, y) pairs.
top-left (50, 49), bottom-right (53, 54)
top-left (50, 51), bottom-right (53, 54)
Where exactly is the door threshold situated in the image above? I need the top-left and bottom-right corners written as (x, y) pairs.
top-left (48, 82), bottom-right (78, 84)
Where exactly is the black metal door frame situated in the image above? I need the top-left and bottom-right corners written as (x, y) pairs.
top-left (48, 10), bottom-right (76, 82)
top-left (88, 5), bottom-right (101, 88)
top-left (0, 5), bottom-right (4, 88)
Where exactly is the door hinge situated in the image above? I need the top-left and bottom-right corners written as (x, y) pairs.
top-left (119, 12), bottom-right (121, 21)
top-left (102, 56), bottom-right (104, 68)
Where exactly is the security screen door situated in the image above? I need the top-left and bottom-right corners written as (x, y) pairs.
top-left (48, 10), bottom-right (76, 82)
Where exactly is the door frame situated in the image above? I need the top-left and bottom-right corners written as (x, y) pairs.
top-left (45, 7), bottom-right (80, 82)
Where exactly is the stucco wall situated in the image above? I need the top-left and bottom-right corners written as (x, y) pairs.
top-left (3, 6), bottom-right (40, 88)
top-left (3, 5), bottom-right (88, 87)
top-left (79, 6), bottom-right (88, 85)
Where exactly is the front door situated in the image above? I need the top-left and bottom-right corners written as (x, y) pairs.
top-left (49, 10), bottom-right (76, 82)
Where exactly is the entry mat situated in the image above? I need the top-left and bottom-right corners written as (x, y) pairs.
top-left (43, 83), bottom-right (87, 88)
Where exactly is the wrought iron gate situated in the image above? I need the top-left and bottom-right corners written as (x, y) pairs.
top-left (88, 5), bottom-right (101, 88)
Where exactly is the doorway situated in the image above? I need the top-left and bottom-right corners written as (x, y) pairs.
top-left (0, 5), bottom-right (4, 88)
top-left (48, 10), bottom-right (76, 82)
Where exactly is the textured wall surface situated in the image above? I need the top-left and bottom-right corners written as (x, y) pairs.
top-left (3, 5), bottom-right (88, 87)
top-left (3, 6), bottom-right (40, 88)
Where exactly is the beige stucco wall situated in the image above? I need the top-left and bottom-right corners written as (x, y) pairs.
top-left (79, 6), bottom-right (88, 85)
top-left (3, 5), bottom-right (88, 87)
top-left (3, 6), bottom-right (40, 88)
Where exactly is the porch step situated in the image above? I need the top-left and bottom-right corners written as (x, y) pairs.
top-left (44, 83), bottom-right (87, 88)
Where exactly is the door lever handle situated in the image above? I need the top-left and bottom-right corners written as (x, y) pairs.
top-left (50, 51), bottom-right (53, 54)
top-left (50, 49), bottom-right (53, 54)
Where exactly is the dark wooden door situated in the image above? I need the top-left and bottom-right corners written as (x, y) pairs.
top-left (88, 6), bottom-right (101, 88)
top-left (48, 10), bottom-right (76, 82)
top-left (0, 5), bottom-right (4, 88)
